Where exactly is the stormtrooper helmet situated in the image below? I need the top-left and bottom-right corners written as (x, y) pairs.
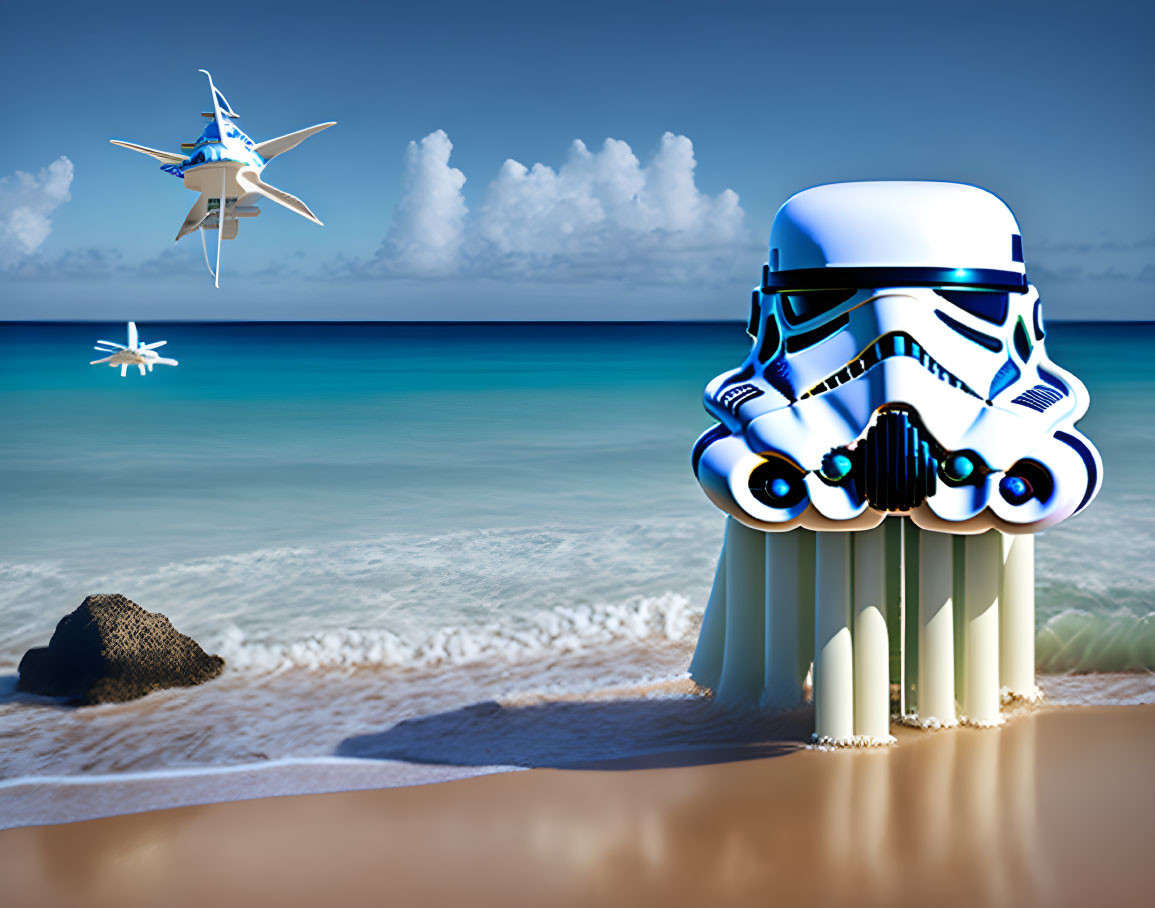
top-left (693, 181), bottom-right (1101, 534)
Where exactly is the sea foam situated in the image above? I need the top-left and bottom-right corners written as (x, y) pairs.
top-left (211, 592), bottom-right (697, 673)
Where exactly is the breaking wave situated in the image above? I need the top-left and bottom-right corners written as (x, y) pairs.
top-left (210, 600), bottom-right (1155, 678)
top-left (211, 593), bottom-right (698, 674)
top-left (1036, 608), bottom-right (1155, 674)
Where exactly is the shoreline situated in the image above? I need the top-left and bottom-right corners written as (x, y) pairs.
top-left (2, 703), bottom-right (1153, 907)
top-left (0, 758), bottom-right (526, 832)
top-left (4, 671), bottom-right (1153, 831)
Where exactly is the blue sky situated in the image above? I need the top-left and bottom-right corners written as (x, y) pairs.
top-left (1, 0), bottom-right (1151, 320)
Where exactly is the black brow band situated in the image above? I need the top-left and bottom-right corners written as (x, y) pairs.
top-left (763, 267), bottom-right (1027, 293)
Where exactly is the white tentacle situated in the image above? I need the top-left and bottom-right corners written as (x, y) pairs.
top-left (962, 531), bottom-right (1004, 726)
top-left (917, 528), bottom-right (958, 727)
top-left (813, 532), bottom-right (854, 744)
top-left (853, 525), bottom-right (892, 742)
top-left (1000, 533), bottom-right (1041, 703)
top-left (762, 528), bottom-right (811, 709)
top-left (715, 519), bottom-right (766, 706)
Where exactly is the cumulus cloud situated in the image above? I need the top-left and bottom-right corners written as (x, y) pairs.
top-left (0, 157), bottom-right (74, 268)
top-left (379, 129), bottom-right (467, 274)
top-left (374, 131), bottom-right (748, 284)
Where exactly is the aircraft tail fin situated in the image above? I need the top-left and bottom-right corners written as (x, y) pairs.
top-left (253, 122), bottom-right (336, 162)
top-left (198, 69), bottom-right (239, 120)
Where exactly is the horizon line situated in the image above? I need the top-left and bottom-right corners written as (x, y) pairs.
top-left (2, 318), bottom-right (1153, 327)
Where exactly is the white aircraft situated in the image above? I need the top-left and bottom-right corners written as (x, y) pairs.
top-left (90, 322), bottom-right (179, 377)
top-left (110, 70), bottom-right (336, 287)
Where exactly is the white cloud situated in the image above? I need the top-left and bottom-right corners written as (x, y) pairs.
top-left (475, 132), bottom-right (745, 281)
top-left (375, 131), bottom-right (749, 284)
top-left (379, 130), bottom-right (467, 274)
top-left (0, 156), bottom-right (74, 268)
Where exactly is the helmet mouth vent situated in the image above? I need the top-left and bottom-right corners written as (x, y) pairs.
top-left (856, 409), bottom-right (938, 512)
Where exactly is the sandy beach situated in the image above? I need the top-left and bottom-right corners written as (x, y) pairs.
top-left (2, 702), bottom-right (1152, 908)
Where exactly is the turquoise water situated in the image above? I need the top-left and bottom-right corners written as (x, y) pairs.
top-left (0, 321), bottom-right (1152, 816)
top-left (1, 323), bottom-right (730, 562)
top-left (0, 323), bottom-right (737, 665)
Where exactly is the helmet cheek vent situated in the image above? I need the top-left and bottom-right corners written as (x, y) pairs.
top-left (934, 310), bottom-right (1003, 352)
top-left (1013, 317), bottom-right (1032, 361)
top-left (988, 357), bottom-right (1021, 399)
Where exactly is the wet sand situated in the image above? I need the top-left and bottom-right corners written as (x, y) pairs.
top-left (2, 704), bottom-right (1152, 908)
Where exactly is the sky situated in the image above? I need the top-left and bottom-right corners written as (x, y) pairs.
top-left (1, 0), bottom-right (1152, 320)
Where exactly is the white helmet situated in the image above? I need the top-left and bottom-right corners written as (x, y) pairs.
top-left (693, 181), bottom-right (1101, 534)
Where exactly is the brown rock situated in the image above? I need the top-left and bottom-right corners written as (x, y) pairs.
top-left (17, 594), bottom-right (224, 705)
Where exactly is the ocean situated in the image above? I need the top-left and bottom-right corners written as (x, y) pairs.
top-left (1, 321), bottom-right (1152, 826)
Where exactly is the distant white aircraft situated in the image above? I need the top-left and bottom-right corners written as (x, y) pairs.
top-left (90, 322), bottom-right (179, 377)
top-left (110, 70), bottom-right (336, 287)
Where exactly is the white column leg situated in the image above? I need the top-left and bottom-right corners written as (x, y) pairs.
top-left (884, 519), bottom-right (903, 711)
top-left (795, 530), bottom-right (816, 695)
top-left (952, 536), bottom-right (967, 698)
top-left (999, 532), bottom-right (1039, 702)
top-left (715, 517), bottom-right (766, 706)
top-left (853, 525), bottom-right (893, 743)
top-left (902, 519), bottom-right (920, 716)
top-left (763, 530), bottom-right (804, 709)
top-left (918, 530), bottom-right (957, 727)
top-left (688, 530), bottom-right (727, 692)
top-left (963, 531), bottom-right (1003, 726)
top-left (814, 532), bottom-right (853, 744)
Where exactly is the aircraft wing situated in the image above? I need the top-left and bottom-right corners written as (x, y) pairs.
top-left (253, 122), bottom-right (337, 162)
top-left (176, 194), bottom-right (211, 241)
top-left (236, 169), bottom-right (323, 225)
top-left (110, 140), bottom-right (186, 165)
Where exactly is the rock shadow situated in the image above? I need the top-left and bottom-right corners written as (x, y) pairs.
top-left (0, 673), bottom-right (68, 708)
top-left (337, 697), bottom-right (812, 770)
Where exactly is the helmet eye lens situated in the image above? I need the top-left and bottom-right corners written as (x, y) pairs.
top-left (774, 285), bottom-right (1013, 329)
top-left (781, 289), bottom-right (857, 325)
top-left (933, 289), bottom-right (1009, 325)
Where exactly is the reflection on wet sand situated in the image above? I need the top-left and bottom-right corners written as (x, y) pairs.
top-left (2, 706), bottom-right (1152, 908)
top-left (614, 717), bottom-right (1047, 907)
